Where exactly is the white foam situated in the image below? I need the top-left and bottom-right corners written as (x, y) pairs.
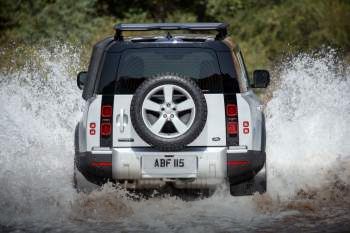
top-left (265, 51), bottom-right (350, 200)
top-left (0, 45), bottom-right (82, 224)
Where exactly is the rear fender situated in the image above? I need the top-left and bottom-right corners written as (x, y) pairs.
top-left (78, 95), bottom-right (102, 152)
top-left (236, 90), bottom-right (265, 151)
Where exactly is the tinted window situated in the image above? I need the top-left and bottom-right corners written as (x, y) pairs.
top-left (98, 48), bottom-right (239, 94)
top-left (118, 48), bottom-right (219, 78)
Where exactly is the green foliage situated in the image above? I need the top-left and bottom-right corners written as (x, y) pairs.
top-left (0, 0), bottom-right (99, 44)
top-left (207, 0), bottom-right (350, 69)
top-left (1, 0), bottom-right (349, 70)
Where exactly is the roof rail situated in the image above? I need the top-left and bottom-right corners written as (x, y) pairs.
top-left (114, 23), bottom-right (228, 41)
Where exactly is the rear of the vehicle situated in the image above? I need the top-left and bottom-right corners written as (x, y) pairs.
top-left (75, 23), bottom-right (266, 196)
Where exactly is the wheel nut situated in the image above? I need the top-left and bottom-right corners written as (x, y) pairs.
top-left (170, 114), bottom-right (174, 118)
top-left (163, 114), bottom-right (167, 118)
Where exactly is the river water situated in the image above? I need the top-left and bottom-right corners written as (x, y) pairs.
top-left (0, 46), bottom-right (349, 232)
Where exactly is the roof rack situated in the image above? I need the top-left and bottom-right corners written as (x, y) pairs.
top-left (114, 23), bottom-right (228, 41)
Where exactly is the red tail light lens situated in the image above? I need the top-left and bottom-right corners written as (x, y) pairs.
top-left (226, 104), bottom-right (237, 117)
top-left (227, 122), bottom-right (238, 135)
top-left (91, 161), bottom-right (112, 167)
top-left (227, 160), bottom-right (250, 166)
top-left (101, 105), bottom-right (113, 117)
top-left (101, 122), bottom-right (112, 136)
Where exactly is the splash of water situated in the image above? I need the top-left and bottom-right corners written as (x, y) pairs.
top-left (0, 45), bottom-right (349, 232)
top-left (0, 45), bottom-right (83, 224)
top-left (265, 51), bottom-right (350, 200)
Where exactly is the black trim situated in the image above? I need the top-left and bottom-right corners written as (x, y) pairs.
top-left (82, 37), bottom-right (114, 100)
top-left (100, 95), bottom-right (114, 147)
top-left (75, 151), bottom-right (113, 185)
top-left (261, 114), bottom-right (266, 152)
top-left (224, 94), bottom-right (239, 146)
top-left (81, 32), bottom-right (235, 100)
top-left (227, 150), bottom-right (265, 185)
top-left (114, 23), bottom-right (228, 41)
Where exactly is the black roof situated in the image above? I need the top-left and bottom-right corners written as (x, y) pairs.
top-left (114, 23), bottom-right (228, 40)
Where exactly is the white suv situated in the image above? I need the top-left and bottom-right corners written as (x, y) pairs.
top-left (74, 23), bottom-right (270, 196)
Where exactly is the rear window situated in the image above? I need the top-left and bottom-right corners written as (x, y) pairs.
top-left (99, 47), bottom-right (239, 94)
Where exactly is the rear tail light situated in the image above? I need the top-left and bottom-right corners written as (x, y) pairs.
top-left (225, 97), bottom-right (239, 146)
top-left (226, 104), bottom-right (237, 117)
top-left (227, 122), bottom-right (238, 135)
top-left (91, 161), bottom-right (112, 167)
top-left (101, 105), bottom-right (113, 117)
top-left (100, 96), bottom-right (114, 147)
top-left (227, 160), bottom-right (250, 166)
top-left (101, 122), bottom-right (112, 136)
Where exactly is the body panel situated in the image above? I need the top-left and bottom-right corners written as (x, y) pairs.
top-left (85, 96), bottom-right (102, 151)
top-left (240, 90), bottom-right (264, 151)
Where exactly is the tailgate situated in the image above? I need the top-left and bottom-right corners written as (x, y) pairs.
top-left (112, 94), bottom-right (226, 147)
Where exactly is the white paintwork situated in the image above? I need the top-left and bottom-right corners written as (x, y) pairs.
top-left (241, 90), bottom-right (264, 151)
top-left (236, 93), bottom-right (252, 149)
top-left (189, 94), bottom-right (226, 146)
top-left (113, 94), bottom-right (226, 147)
top-left (113, 95), bottom-right (149, 147)
top-left (85, 95), bottom-right (102, 151)
top-left (236, 91), bottom-right (264, 151)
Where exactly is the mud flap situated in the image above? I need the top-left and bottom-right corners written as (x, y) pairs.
top-left (73, 164), bottom-right (99, 193)
top-left (229, 164), bottom-right (266, 196)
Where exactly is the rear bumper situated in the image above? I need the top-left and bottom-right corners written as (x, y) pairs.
top-left (227, 150), bottom-right (266, 185)
top-left (75, 147), bottom-right (265, 189)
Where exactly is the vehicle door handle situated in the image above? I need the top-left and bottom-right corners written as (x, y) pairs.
top-left (116, 109), bottom-right (128, 133)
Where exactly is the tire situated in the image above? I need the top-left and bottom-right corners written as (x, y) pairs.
top-left (130, 74), bottom-right (207, 151)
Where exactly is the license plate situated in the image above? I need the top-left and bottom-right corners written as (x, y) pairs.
top-left (142, 154), bottom-right (197, 178)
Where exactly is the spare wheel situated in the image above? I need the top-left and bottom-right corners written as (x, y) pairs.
top-left (130, 74), bottom-right (207, 151)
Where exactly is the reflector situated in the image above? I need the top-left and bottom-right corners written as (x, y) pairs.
top-left (91, 161), bottom-right (112, 167)
top-left (89, 129), bottom-right (96, 135)
top-left (227, 160), bottom-right (250, 166)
